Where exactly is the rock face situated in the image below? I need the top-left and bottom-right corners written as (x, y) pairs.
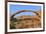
top-left (10, 10), bottom-right (41, 29)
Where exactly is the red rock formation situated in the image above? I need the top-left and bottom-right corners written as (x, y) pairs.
top-left (10, 10), bottom-right (41, 29)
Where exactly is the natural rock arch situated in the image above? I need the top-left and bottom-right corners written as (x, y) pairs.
top-left (10, 10), bottom-right (40, 20)
top-left (10, 10), bottom-right (41, 29)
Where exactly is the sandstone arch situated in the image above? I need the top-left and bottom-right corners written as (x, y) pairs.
top-left (10, 10), bottom-right (41, 20)
top-left (10, 10), bottom-right (41, 29)
top-left (11, 10), bottom-right (40, 18)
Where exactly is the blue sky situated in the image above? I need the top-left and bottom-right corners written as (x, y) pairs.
top-left (9, 4), bottom-right (41, 17)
